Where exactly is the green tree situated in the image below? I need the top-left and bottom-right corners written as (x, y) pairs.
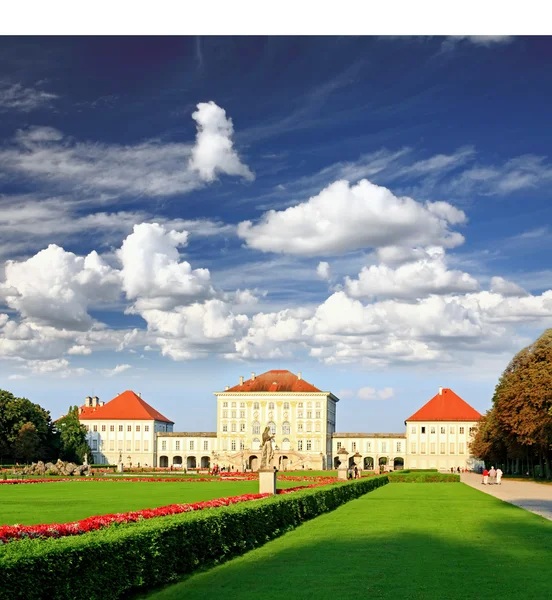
top-left (57, 406), bottom-right (91, 463)
top-left (13, 422), bottom-right (41, 463)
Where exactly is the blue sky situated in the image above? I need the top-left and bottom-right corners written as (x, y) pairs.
top-left (1, 35), bottom-right (552, 432)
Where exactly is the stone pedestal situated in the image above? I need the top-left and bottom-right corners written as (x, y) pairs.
top-left (117, 463), bottom-right (124, 473)
top-left (259, 469), bottom-right (277, 495)
top-left (337, 466), bottom-right (348, 480)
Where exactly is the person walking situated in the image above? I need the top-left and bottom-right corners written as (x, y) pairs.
top-left (489, 466), bottom-right (497, 485)
top-left (496, 467), bottom-right (503, 485)
top-left (482, 468), bottom-right (489, 484)
top-left (354, 465), bottom-right (359, 479)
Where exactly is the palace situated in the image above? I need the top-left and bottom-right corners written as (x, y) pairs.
top-left (79, 369), bottom-right (483, 471)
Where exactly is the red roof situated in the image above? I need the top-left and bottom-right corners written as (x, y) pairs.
top-left (78, 390), bottom-right (173, 423)
top-left (406, 388), bottom-right (482, 422)
top-left (225, 370), bottom-right (322, 393)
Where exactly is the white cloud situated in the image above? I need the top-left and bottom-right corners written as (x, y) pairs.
top-left (67, 345), bottom-right (92, 355)
top-left (317, 261), bottom-right (331, 281)
top-left (337, 389), bottom-right (355, 399)
top-left (0, 83), bottom-right (58, 112)
top-left (490, 276), bottom-right (527, 297)
top-left (0, 102), bottom-right (252, 198)
top-left (357, 387), bottom-right (393, 400)
top-left (8, 374), bottom-right (27, 380)
top-left (345, 246), bottom-right (479, 300)
top-left (238, 179), bottom-right (466, 256)
top-left (103, 364), bottom-right (132, 376)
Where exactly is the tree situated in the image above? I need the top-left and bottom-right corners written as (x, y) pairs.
top-left (14, 422), bottom-right (41, 463)
top-left (56, 406), bottom-right (91, 464)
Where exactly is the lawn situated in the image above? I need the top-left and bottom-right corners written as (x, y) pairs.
top-left (144, 483), bottom-right (552, 600)
top-left (0, 479), bottom-right (309, 525)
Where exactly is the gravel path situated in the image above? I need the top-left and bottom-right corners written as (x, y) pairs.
top-left (461, 472), bottom-right (552, 520)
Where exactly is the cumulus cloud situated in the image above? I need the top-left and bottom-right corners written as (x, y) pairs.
top-left (103, 364), bottom-right (132, 376)
top-left (317, 261), bottom-right (331, 281)
top-left (490, 276), bottom-right (528, 297)
top-left (67, 345), bottom-right (92, 355)
top-left (0, 102), bottom-right (252, 198)
top-left (344, 246), bottom-right (479, 300)
top-left (237, 179), bottom-right (466, 256)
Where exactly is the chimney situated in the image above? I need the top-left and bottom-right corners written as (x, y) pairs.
top-left (239, 376), bottom-right (244, 385)
top-left (99, 401), bottom-right (105, 407)
top-left (251, 372), bottom-right (256, 380)
top-left (92, 396), bottom-right (98, 407)
top-left (85, 396), bottom-right (92, 407)
top-left (137, 392), bottom-right (141, 398)
top-left (439, 386), bottom-right (443, 396)
top-left (225, 385), bottom-right (229, 391)
top-left (297, 372), bottom-right (302, 380)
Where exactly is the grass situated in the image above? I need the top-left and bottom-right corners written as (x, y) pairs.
top-left (143, 483), bottom-right (552, 600)
top-left (0, 479), bottom-right (310, 526)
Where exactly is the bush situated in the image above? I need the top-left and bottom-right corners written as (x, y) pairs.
top-left (388, 471), bottom-right (459, 483)
top-left (0, 476), bottom-right (388, 600)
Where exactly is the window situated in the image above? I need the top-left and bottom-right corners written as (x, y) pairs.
top-left (161, 440), bottom-right (167, 451)
top-left (145, 425), bottom-right (149, 432)
top-left (410, 442), bottom-right (416, 453)
top-left (85, 425), bottom-right (89, 431)
top-left (240, 422), bottom-right (246, 432)
top-left (298, 423), bottom-right (303, 433)
top-left (298, 402), bottom-right (303, 408)
top-left (252, 421), bottom-right (260, 435)
top-left (440, 427), bottom-right (445, 434)
top-left (268, 421), bottom-right (276, 435)
top-left (222, 424), bottom-right (228, 432)
top-left (430, 443), bottom-right (436, 454)
top-left (450, 443), bottom-right (455, 454)
top-left (450, 426), bottom-right (455, 434)
top-left (109, 440), bottom-right (115, 451)
top-left (136, 425), bottom-right (140, 432)
top-left (231, 402), bottom-right (236, 408)
top-left (231, 423), bottom-right (236, 432)
top-left (93, 425), bottom-right (97, 432)
top-left (297, 440), bottom-right (303, 451)
top-left (268, 402), bottom-right (274, 410)
top-left (337, 441), bottom-right (341, 450)
top-left (283, 402), bottom-right (289, 410)
top-left (306, 439), bottom-right (312, 451)
top-left (316, 402), bottom-right (321, 408)
top-left (203, 440), bottom-right (209, 451)
top-left (240, 410), bottom-right (245, 419)
top-left (440, 443), bottom-right (446, 454)
top-left (223, 410), bottom-right (228, 418)
top-left (189, 441), bottom-right (195, 451)
top-left (459, 443), bottom-right (465, 454)
top-left (459, 427), bottom-right (465, 434)
top-left (315, 439), bottom-right (321, 451)
top-left (175, 441), bottom-right (180, 451)
top-left (366, 441), bottom-right (372, 452)
top-left (101, 425), bottom-right (106, 432)
top-left (231, 411), bottom-right (236, 419)
top-left (92, 439), bottom-right (98, 450)
top-left (307, 402), bottom-right (312, 408)
top-left (127, 425), bottom-right (131, 432)
top-left (421, 427), bottom-right (426, 434)
top-left (240, 440), bottom-right (245, 450)
top-left (135, 441), bottom-right (140, 452)
top-left (352, 442), bottom-right (357, 451)
top-left (231, 439), bottom-right (236, 451)
top-left (306, 422), bottom-right (312, 432)
top-left (411, 426), bottom-right (416, 434)
top-left (223, 402), bottom-right (228, 407)
top-left (298, 411), bottom-right (304, 418)
top-left (430, 426), bottom-right (436, 434)
top-left (421, 442), bottom-right (426, 454)
top-left (144, 440), bottom-right (149, 451)
top-left (119, 425), bottom-right (123, 432)
top-left (381, 442), bottom-right (387, 453)
top-left (126, 440), bottom-right (131, 451)
top-left (240, 402), bottom-right (245, 408)
top-left (118, 440), bottom-right (123, 450)
top-left (315, 411), bottom-right (321, 419)
top-left (315, 422), bottom-right (321, 432)
top-left (396, 442), bottom-right (402, 452)
top-left (306, 411), bottom-right (312, 419)
top-left (253, 402), bottom-right (259, 410)
top-left (108, 425), bottom-right (113, 432)
top-left (222, 439), bottom-right (228, 450)
top-left (469, 427), bottom-right (476, 436)
top-left (282, 421), bottom-right (290, 435)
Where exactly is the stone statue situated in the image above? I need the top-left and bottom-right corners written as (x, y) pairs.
top-left (260, 426), bottom-right (275, 469)
top-left (83, 453), bottom-right (89, 466)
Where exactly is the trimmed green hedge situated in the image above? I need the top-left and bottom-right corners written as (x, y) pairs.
top-left (0, 476), bottom-right (388, 600)
top-left (388, 471), bottom-right (459, 483)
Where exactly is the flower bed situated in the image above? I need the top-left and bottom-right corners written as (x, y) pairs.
top-left (0, 482), bottom-right (329, 544)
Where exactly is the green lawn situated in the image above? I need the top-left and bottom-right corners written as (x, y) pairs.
top-left (0, 480), bottom-right (308, 525)
top-left (144, 483), bottom-right (552, 600)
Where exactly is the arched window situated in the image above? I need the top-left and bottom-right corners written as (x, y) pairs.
top-left (306, 421), bottom-right (312, 432)
top-left (282, 421), bottom-right (291, 435)
top-left (315, 422), bottom-right (321, 432)
top-left (282, 438), bottom-right (290, 450)
top-left (252, 438), bottom-right (261, 450)
top-left (267, 421), bottom-right (276, 435)
top-left (252, 421), bottom-right (260, 435)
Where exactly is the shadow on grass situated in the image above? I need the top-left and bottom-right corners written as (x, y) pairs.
top-left (137, 492), bottom-right (552, 600)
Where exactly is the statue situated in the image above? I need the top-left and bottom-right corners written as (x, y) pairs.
top-left (260, 426), bottom-right (275, 469)
top-left (83, 453), bottom-right (89, 466)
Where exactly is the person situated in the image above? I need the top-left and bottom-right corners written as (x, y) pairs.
top-left (457, 466), bottom-right (461, 473)
top-left (489, 466), bottom-right (497, 485)
top-left (496, 467), bottom-right (503, 485)
top-left (451, 467), bottom-right (454, 473)
top-left (354, 465), bottom-right (359, 479)
top-left (482, 468), bottom-right (489, 484)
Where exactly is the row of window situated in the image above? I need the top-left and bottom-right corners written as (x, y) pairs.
top-left (87, 424), bottom-right (150, 433)
top-left (221, 410), bottom-right (322, 419)
top-left (91, 439), bottom-right (150, 452)
top-left (221, 421), bottom-right (323, 434)
top-left (336, 441), bottom-right (401, 453)
top-left (410, 425), bottom-right (476, 435)
top-left (410, 442), bottom-right (467, 454)
top-left (222, 401), bottom-right (322, 410)
top-left (160, 440), bottom-right (210, 452)
top-left (219, 438), bottom-right (322, 452)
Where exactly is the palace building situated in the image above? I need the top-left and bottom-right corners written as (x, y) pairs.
top-left (79, 369), bottom-right (482, 471)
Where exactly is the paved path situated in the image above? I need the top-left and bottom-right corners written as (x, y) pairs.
top-left (461, 472), bottom-right (552, 520)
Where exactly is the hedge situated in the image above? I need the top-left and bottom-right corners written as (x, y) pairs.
top-left (0, 475), bottom-right (388, 600)
top-left (388, 471), bottom-right (460, 483)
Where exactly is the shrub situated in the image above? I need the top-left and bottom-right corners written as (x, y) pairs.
top-left (388, 471), bottom-right (459, 483)
top-left (0, 476), bottom-right (387, 600)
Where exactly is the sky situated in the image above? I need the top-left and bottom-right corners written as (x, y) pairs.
top-left (1, 35), bottom-right (552, 433)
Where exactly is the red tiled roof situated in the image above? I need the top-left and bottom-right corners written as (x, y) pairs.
top-left (78, 390), bottom-right (173, 423)
top-left (406, 388), bottom-right (482, 422)
top-left (225, 370), bottom-right (322, 393)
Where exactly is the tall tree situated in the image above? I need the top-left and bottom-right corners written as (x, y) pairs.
top-left (57, 406), bottom-right (91, 464)
top-left (14, 422), bottom-right (41, 463)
